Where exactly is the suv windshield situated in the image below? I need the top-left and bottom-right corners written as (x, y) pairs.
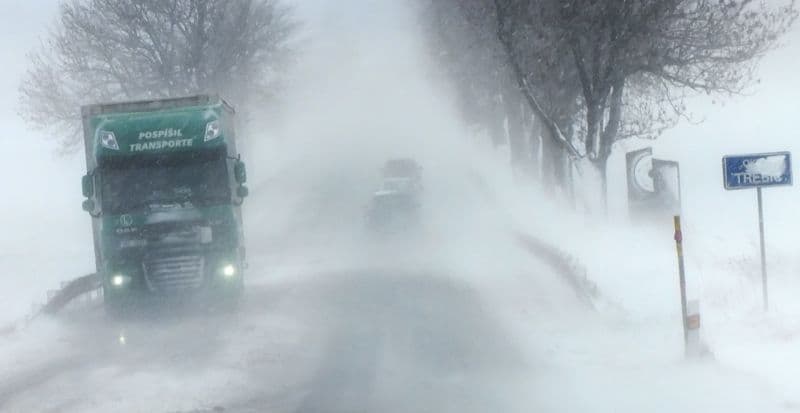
top-left (100, 151), bottom-right (229, 215)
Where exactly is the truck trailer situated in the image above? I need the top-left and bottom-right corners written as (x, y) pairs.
top-left (80, 95), bottom-right (249, 315)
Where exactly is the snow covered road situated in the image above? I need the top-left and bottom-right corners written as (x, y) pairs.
top-left (0, 270), bottom-right (531, 412)
top-left (2, 256), bottom-right (795, 412)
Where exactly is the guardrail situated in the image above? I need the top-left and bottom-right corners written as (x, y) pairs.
top-left (515, 232), bottom-right (598, 307)
top-left (0, 273), bottom-right (101, 337)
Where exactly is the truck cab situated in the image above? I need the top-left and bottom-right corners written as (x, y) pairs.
top-left (80, 95), bottom-right (248, 314)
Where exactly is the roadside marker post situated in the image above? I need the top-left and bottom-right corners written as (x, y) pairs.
top-left (673, 215), bottom-right (689, 347)
top-left (673, 217), bottom-right (707, 357)
top-left (722, 152), bottom-right (792, 311)
top-left (685, 299), bottom-right (702, 357)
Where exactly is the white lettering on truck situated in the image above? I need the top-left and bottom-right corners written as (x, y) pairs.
top-left (129, 139), bottom-right (193, 152)
top-left (138, 128), bottom-right (183, 140)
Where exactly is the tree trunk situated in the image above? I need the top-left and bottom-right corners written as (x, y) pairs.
top-left (567, 158), bottom-right (577, 210)
top-left (599, 157), bottom-right (609, 216)
top-left (529, 114), bottom-right (542, 182)
top-left (540, 121), bottom-right (568, 192)
top-left (554, 142), bottom-right (569, 191)
top-left (597, 78), bottom-right (625, 216)
top-left (505, 90), bottom-right (526, 175)
top-left (585, 101), bottom-right (600, 160)
top-left (485, 98), bottom-right (506, 147)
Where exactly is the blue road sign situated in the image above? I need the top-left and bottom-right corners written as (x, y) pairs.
top-left (722, 152), bottom-right (792, 190)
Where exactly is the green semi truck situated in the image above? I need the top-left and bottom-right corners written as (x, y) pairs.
top-left (80, 95), bottom-right (249, 314)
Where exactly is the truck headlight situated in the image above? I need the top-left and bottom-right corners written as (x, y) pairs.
top-left (204, 120), bottom-right (221, 141)
top-left (111, 274), bottom-right (131, 287)
top-left (99, 130), bottom-right (119, 150)
top-left (221, 264), bottom-right (236, 278)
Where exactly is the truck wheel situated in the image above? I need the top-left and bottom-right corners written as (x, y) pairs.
top-left (103, 287), bottom-right (128, 318)
top-left (214, 280), bottom-right (243, 314)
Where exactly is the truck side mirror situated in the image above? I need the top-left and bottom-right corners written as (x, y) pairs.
top-left (82, 199), bottom-right (95, 212)
top-left (236, 186), bottom-right (249, 198)
top-left (82, 174), bottom-right (94, 197)
top-left (234, 161), bottom-right (247, 184)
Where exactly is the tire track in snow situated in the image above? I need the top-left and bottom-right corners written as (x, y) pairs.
top-left (274, 271), bottom-right (526, 413)
top-left (0, 355), bottom-right (92, 411)
top-left (0, 272), bottom-right (530, 412)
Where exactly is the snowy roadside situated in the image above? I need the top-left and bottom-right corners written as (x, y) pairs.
top-left (531, 216), bottom-right (800, 411)
top-left (453, 146), bottom-right (800, 411)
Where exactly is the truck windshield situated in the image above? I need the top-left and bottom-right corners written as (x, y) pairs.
top-left (100, 151), bottom-right (229, 215)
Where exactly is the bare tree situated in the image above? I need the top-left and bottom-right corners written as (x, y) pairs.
top-left (492, 0), bottom-right (797, 209)
top-left (19, 0), bottom-right (296, 152)
top-left (422, 0), bottom-right (583, 192)
top-left (423, 0), bottom-right (507, 144)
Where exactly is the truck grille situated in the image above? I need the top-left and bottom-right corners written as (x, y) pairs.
top-left (144, 253), bottom-right (205, 292)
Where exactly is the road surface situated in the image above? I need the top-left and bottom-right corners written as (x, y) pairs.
top-left (0, 270), bottom-right (533, 412)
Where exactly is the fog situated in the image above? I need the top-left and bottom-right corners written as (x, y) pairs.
top-left (1, 0), bottom-right (800, 411)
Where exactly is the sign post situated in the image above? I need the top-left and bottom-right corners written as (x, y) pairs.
top-left (757, 187), bottom-right (768, 310)
top-left (626, 148), bottom-right (682, 222)
top-left (723, 151), bottom-right (792, 311)
top-left (673, 215), bottom-right (689, 346)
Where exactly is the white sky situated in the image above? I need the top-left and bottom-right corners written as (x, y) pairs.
top-left (0, 0), bottom-right (81, 242)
